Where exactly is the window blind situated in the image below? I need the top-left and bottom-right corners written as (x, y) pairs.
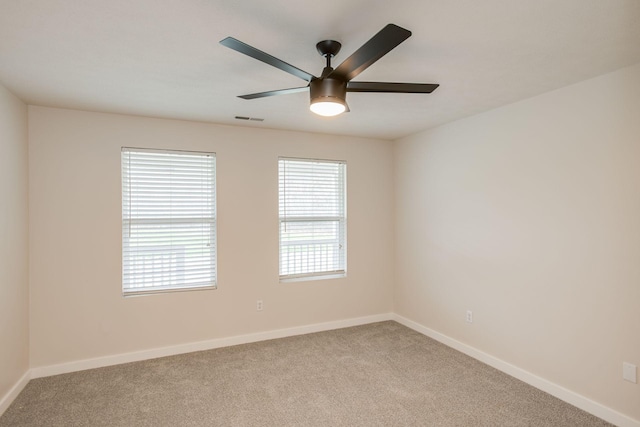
top-left (122, 148), bottom-right (216, 295)
top-left (279, 157), bottom-right (346, 280)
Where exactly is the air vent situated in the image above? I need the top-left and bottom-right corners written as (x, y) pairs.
top-left (235, 116), bottom-right (264, 122)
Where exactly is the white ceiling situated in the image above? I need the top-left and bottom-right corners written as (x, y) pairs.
top-left (1, 0), bottom-right (639, 140)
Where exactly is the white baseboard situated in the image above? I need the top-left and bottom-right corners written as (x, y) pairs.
top-left (392, 314), bottom-right (639, 427)
top-left (15, 312), bottom-right (640, 427)
top-left (30, 313), bottom-right (393, 379)
top-left (0, 370), bottom-right (31, 416)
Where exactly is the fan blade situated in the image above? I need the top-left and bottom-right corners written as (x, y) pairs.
top-left (239, 86), bottom-right (309, 100)
top-left (330, 24), bottom-right (411, 82)
top-left (220, 37), bottom-right (316, 82)
top-left (347, 81), bottom-right (439, 93)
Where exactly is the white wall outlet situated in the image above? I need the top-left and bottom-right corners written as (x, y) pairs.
top-left (256, 300), bottom-right (263, 311)
top-left (466, 310), bottom-right (473, 323)
top-left (623, 362), bottom-right (637, 383)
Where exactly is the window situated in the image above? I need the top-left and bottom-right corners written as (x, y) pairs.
top-left (279, 157), bottom-right (346, 281)
top-left (121, 148), bottom-right (216, 295)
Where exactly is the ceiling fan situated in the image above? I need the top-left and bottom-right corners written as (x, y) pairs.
top-left (220, 24), bottom-right (439, 117)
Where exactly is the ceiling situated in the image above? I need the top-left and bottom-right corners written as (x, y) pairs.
top-left (1, 0), bottom-right (639, 140)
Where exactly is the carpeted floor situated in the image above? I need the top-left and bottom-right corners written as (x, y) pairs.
top-left (1, 321), bottom-right (612, 426)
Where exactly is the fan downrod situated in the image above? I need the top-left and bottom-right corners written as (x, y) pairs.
top-left (316, 40), bottom-right (341, 71)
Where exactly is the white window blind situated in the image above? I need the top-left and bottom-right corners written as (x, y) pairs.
top-left (279, 157), bottom-right (346, 280)
top-left (122, 148), bottom-right (216, 295)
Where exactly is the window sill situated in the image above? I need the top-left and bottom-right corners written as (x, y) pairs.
top-left (279, 273), bottom-right (346, 283)
top-left (123, 284), bottom-right (217, 297)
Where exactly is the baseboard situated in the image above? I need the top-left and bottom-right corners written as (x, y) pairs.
top-left (392, 314), bottom-right (639, 427)
top-left (30, 313), bottom-right (393, 379)
top-left (0, 370), bottom-right (31, 417)
top-left (22, 312), bottom-right (638, 427)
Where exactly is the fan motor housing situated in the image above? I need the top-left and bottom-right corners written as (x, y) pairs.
top-left (309, 77), bottom-right (347, 103)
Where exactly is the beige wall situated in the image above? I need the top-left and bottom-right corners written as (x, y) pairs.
top-left (394, 63), bottom-right (640, 421)
top-left (0, 84), bottom-right (29, 401)
top-left (28, 107), bottom-right (394, 368)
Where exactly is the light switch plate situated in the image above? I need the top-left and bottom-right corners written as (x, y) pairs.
top-left (623, 362), bottom-right (637, 383)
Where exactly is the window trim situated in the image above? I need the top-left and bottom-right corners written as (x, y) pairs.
top-left (121, 147), bottom-right (217, 296)
top-left (278, 156), bottom-right (347, 282)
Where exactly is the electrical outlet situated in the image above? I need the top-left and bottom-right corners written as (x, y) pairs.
top-left (623, 362), bottom-right (637, 383)
top-left (256, 300), bottom-right (263, 311)
top-left (466, 310), bottom-right (473, 323)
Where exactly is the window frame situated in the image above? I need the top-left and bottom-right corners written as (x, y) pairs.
top-left (278, 156), bottom-right (347, 282)
top-left (121, 147), bottom-right (217, 296)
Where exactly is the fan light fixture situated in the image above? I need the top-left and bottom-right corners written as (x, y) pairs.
top-left (309, 77), bottom-right (347, 117)
top-left (310, 99), bottom-right (346, 116)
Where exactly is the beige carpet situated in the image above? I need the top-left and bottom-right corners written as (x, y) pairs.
top-left (0, 321), bottom-right (612, 426)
